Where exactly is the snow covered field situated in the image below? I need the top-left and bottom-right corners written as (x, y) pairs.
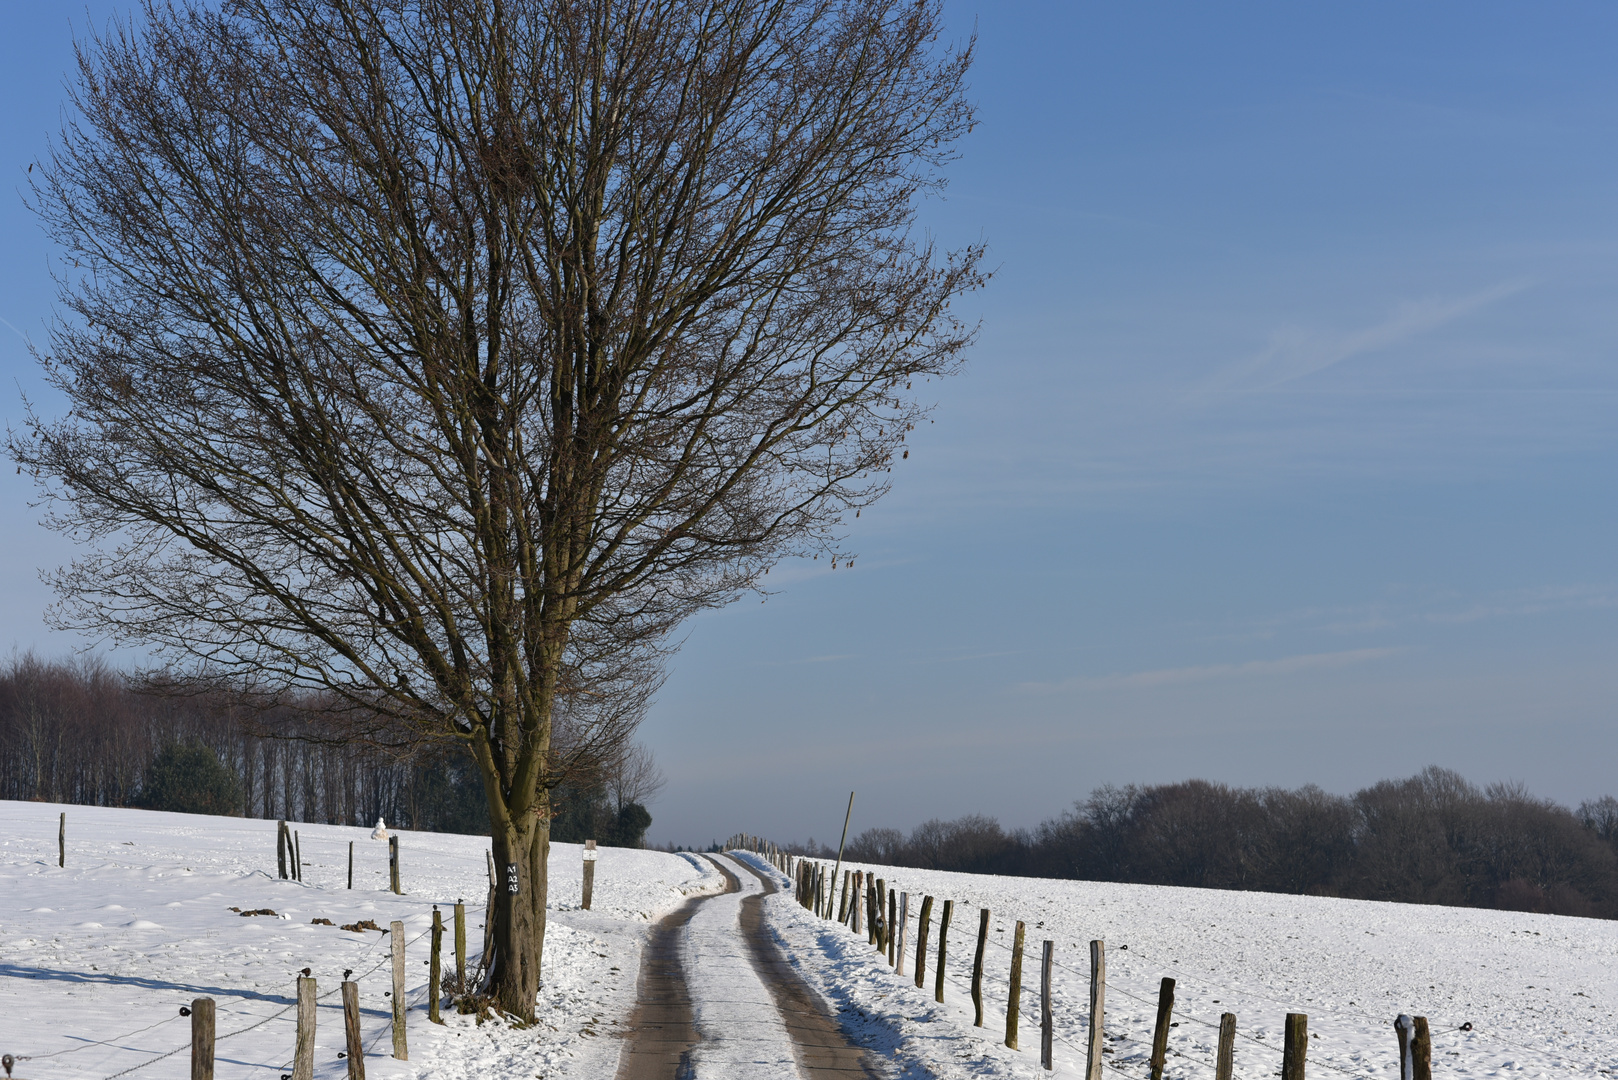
top-left (0, 801), bottom-right (721, 1080)
top-left (743, 852), bottom-right (1618, 1079)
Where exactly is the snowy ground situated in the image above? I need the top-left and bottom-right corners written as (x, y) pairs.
top-left (0, 801), bottom-right (721, 1080)
top-left (741, 852), bottom-right (1618, 1079)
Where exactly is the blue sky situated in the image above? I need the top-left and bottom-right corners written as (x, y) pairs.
top-left (4, 2), bottom-right (1618, 846)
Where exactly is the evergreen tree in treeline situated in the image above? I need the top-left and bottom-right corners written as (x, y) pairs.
top-left (837, 768), bottom-right (1618, 920)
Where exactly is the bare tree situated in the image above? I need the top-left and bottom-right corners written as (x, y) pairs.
top-left (17, 0), bottom-right (979, 1019)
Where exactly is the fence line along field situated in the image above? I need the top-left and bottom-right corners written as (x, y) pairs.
top-left (0, 801), bottom-right (721, 1080)
top-left (733, 838), bottom-right (1618, 1079)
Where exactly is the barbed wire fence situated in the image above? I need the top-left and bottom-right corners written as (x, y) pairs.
top-left (728, 836), bottom-right (1618, 1080)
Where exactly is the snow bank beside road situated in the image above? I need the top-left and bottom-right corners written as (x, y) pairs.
top-left (741, 852), bottom-right (1618, 1079)
top-left (0, 801), bottom-right (720, 1080)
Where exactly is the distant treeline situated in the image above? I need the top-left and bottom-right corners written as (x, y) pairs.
top-left (814, 768), bottom-right (1618, 920)
top-left (0, 654), bottom-right (657, 846)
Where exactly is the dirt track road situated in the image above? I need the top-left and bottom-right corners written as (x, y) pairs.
top-left (614, 853), bottom-right (881, 1080)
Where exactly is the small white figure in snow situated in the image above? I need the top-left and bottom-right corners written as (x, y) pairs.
top-left (371, 818), bottom-right (389, 840)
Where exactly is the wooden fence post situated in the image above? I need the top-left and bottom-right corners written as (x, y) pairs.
top-left (972, 908), bottom-right (990, 1027)
top-left (429, 907), bottom-right (444, 1024)
top-left (1216, 1013), bottom-right (1235, 1080)
top-left (454, 901), bottom-right (467, 990)
top-left (58, 812), bottom-right (65, 868)
top-left (874, 879), bottom-right (886, 949)
top-left (292, 975), bottom-right (315, 1080)
top-left (896, 893), bottom-right (910, 975)
top-left (294, 830), bottom-right (303, 883)
top-left (389, 834), bottom-right (401, 894)
top-left (1149, 976), bottom-right (1176, 1080)
top-left (839, 870), bottom-right (851, 924)
top-left (582, 840), bottom-right (597, 910)
top-left (1412, 1017), bottom-right (1432, 1080)
top-left (915, 896), bottom-right (933, 988)
top-left (390, 920), bottom-right (408, 1060)
top-left (342, 981), bottom-right (365, 1080)
top-left (190, 996), bottom-right (215, 1080)
top-left (1085, 940), bottom-right (1105, 1080)
top-left (1282, 1013), bottom-right (1307, 1080)
top-left (888, 888), bottom-right (899, 965)
top-left (348, 841), bottom-right (354, 889)
top-left (851, 871), bottom-right (863, 935)
top-left (935, 900), bottom-right (952, 1003)
top-left (1041, 940), bottom-right (1053, 1071)
top-left (277, 820), bottom-right (287, 879)
top-left (1395, 1015), bottom-right (1414, 1080)
top-left (1005, 920), bottom-right (1025, 1050)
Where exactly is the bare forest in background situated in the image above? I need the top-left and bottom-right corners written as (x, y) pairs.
top-left (792, 768), bottom-right (1618, 920)
top-left (0, 653), bottom-right (661, 844)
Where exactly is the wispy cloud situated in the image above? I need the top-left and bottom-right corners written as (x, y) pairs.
top-left (1019, 647), bottom-right (1397, 693)
top-left (1197, 281), bottom-right (1529, 395)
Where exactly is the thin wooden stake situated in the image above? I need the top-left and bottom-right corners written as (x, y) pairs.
top-left (292, 975), bottom-right (315, 1080)
top-left (348, 840), bottom-right (353, 889)
top-left (972, 908), bottom-right (990, 1027)
top-left (1040, 940), bottom-right (1054, 1071)
top-left (935, 900), bottom-right (952, 1003)
top-left (1282, 1013), bottom-right (1307, 1080)
top-left (915, 896), bottom-right (933, 988)
top-left (896, 893), bottom-right (910, 975)
top-left (390, 920), bottom-right (408, 1060)
top-left (58, 812), bottom-right (65, 868)
top-left (454, 901), bottom-right (467, 990)
top-left (1005, 920), bottom-right (1025, 1050)
top-left (429, 907), bottom-right (444, 1024)
top-left (277, 820), bottom-right (287, 879)
top-left (389, 834), bottom-right (401, 894)
top-left (1216, 1013), bottom-right (1236, 1080)
top-left (294, 830), bottom-right (303, 883)
top-left (829, 790), bottom-right (854, 918)
top-left (1085, 940), bottom-right (1105, 1080)
top-left (190, 996), bottom-right (215, 1080)
top-left (1149, 977), bottom-right (1176, 1079)
top-left (582, 840), bottom-right (597, 910)
top-left (342, 981), bottom-right (365, 1080)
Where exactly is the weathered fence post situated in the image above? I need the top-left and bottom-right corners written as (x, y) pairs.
top-left (972, 908), bottom-right (990, 1027)
top-left (390, 920), bottom-right (408, 1060)
top-left (294, 830), bottom-right (303, 883)
top-left (936, 899), bottom-right (952, 1003)
top-left (874, 879), bottom-right (886, 949)
top-left (1216, 1013), bottom-right (1236, 1080)
top-left (277, 820), bottom-right (288, 879)
top-left (429, 907), bottom-right (444, 1024)
top-left (1149, 976), bottom-right (1176, 1080)
top-left (1396, 1014), bottom-right (1432, 1080)
top-left (1041, 940), bottom-right (1054, 1071)
top-left (1282, 1013), bottom-right (1307, 1080)
top-left (342, 981), bottom-right (365, 1080)
top-left (887, 888), bottom-right (898, 965)
top-left (190, 996), bottom-right (215, 1080)
top-left (389, 834), bottom-right (401, 894)
top-left (1006, 919), bottom-right (1025, 1050)
top-left (348, 841), bottom-right (354, 889)
top-left (58, 812), bottom-right (65, 868)
top-left (915, 896), bottom-right (933, 988)
top-left (839, 870), bottom-right (851, 924)
top-left (1085, 940), bottom-right (1105, 1080)
top-left (830, 790), bottom-right (853, 920)
top-left (851, 871), bottom-right (863, 935)
top-left (292, 975), bottom-right (316, 1080)
top-left (896, 893), bottom-right (910, 975)
top-left (454, 901), bottom-right (467, 989)
top-left (582, 840), bottom-right (597, 910)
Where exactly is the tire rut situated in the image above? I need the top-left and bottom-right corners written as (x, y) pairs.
top-left (613, 853), bottom-right (883, 1080)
